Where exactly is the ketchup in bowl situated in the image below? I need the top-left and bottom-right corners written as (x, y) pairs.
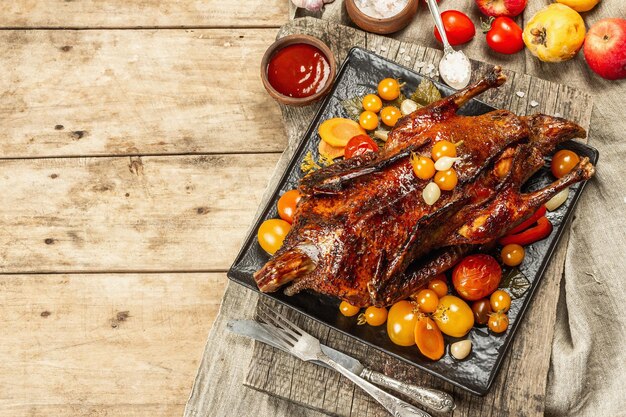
top-left (267, 43), bottom-right (331, 98)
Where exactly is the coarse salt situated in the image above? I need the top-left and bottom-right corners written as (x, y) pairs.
top-left (355, 0), bottom-right (409, 19)
top-left (516, 91), bottom-right (525, 98)
top-left (439, 51), bottom-right (471, 89)
top-left (530, 100), bottom-right (539, 107)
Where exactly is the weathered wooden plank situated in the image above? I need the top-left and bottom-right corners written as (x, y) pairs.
top-left (0, 153), bottom-right (280, 273)
top-left (0, 1), bottom-right (288, 28)
top-left (0, 29), bottom-right (287, 158)
top-left (5, 405), bottom-right (184, 417)
top-left (242, 18), bottom-right (593, 417)
top-left (0, 272), bottom-right (226, 416)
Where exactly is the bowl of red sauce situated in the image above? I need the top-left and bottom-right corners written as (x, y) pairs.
top-left (261, 34), bottom-right (336, 107)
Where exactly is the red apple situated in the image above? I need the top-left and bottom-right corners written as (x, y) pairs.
top-left (475, 0), bottom-right (527, 18)
top-left (584, 18), bottom-right (626, 80)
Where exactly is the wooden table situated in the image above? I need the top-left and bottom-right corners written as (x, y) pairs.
top-left (0, 2), bottom-right (289, 415)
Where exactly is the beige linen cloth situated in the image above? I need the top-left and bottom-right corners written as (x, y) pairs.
top-left (186, 2), bottom-right (626, 416)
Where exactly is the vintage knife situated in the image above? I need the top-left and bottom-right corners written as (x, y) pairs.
top-left (227, 319), bottom-right (455, 413)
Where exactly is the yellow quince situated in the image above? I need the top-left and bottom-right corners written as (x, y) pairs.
top-left (523, 4), bottom-right (586, 62)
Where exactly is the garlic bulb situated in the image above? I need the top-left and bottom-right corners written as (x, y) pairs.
top-left (423, 182), bottom-right (441, 206)
top-left (291, 0), bottom-right (334, 12)
top-left (450, 340), bottom-right (472, 360)
top-left (434, 156), bottom-right (460, 171)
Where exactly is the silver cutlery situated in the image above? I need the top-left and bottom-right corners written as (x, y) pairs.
top-left (227, 319), bottom-right (454, 413)
top-left (248, 306), bottom-right (434, 417)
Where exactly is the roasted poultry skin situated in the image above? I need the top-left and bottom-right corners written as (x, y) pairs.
top-left (254, 67), bottom-right (595, 307)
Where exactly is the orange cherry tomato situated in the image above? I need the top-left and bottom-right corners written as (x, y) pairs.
top-left (452, 254), bottom-right (502, 301)
top-left (551, 150), bottom-right (580, 179)
top-left (380, 106), bottom-right (402, 127)
top-left (428, 276), bottom-right (449, 298)
top-left (364, 306), bottom-right (388, 326)
top-left (362, 94), bottom-right (383, 113)
top-left (339, 301), bottom-right (360, 317)
top-left (387, 300), bottom-right (419, 346)
top-left (411, 155), bottom-right (436, 180)
top-left (501, 244), bottom-right (525, 266)
top-left (277, 189), bottom-right (302, 224)
top-left (488, 311), bottom-right (509, 333)
top-left (414, 315), bottom-right (445, 361)
top-left (257, 219), bottom-right (291, 255)
top-left (434, 169), bottom-right (458, 191)
top-left (359, 110), bottom-right (379, 130)
top-left (490, 290), bottom-right (511, 313)
top-left (377, 78), bottom-right (401, 101)
top-left (415, 289), bottom-right (439, 313)
top-left (431, 140), bottom-right (457, 161)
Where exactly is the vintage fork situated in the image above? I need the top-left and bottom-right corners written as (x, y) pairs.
top-left (256, 306), bottom-right (432, 417)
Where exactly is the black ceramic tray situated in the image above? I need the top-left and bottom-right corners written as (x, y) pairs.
top-left (228, 47), bottom-right (599, 396)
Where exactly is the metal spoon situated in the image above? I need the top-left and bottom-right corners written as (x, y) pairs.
top-left (425, 0), bottom-right (472, 89)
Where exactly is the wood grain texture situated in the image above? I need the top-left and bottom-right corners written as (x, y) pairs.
top-left (242, 18), bottom-right (593, 417)
top-left (0, 1), bottom-right (288, 28)
top-left (0, 153), bottom-right (279, 273)
top-left (0, 272), bottom-right (226, 417)
top-left (0, 29), bottom-right (287, 158)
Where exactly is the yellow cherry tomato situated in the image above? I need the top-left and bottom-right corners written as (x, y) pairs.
top-left (362, 94), bottom-right (383, 113)
top-left (431, 140), bottom-right (457, 161)
top-left (339, 301), bottom-right (360, 317)
top-left (364, 306), bottom-right (388, 326)
top-left (415, 289), bottom-right (439, 313)
top-left (434, 169), bottom-right (458, 191)
top-left (257, 219), bottom-right (291, 255)
top-left (488, 311), bottom-right (509, 333)
top-left (501, 244), bottom-right (525, 266)
top-left (522, 4), bottom-right (586, 63)
top-left (387, 300), bottom-right (419, 346)
top-left (490, 290), bottom-right (512, 313)
top-left (359, 110), bottom-right (379, 130)
top-left (411, 154), bottom-right (436, 180)
top-left (428, 276), bottom-right (449, 298)
top-left (377, 78), bottom-right (401, 101)
top-left (432, 295), bottom-right (475, 338)
top-left (380, 106), bottom-right (402, 127)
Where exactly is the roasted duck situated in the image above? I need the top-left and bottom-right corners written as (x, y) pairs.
top-left (254, 67), bottom-right (595, 307)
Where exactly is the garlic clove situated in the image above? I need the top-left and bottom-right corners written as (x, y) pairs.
top-left (400, 99), bottom-right (419, 116)
top-left (423, 182), bottom-right (441, 206)
top-left (374, 130), bottom-right (389, 142)
top-left (434, 156), bottom-right (460, 171)
top-left (450, 340), bottom-right (472, 360)
top-left (545, 187), bottom-right (569, 211)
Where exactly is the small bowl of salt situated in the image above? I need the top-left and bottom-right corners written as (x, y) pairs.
top-left (346, 0), bottom-right (419, 35)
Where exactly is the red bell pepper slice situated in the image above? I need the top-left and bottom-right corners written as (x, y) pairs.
top-left (507, 205), bottom-right (547, 236)
top-left (498, 216), bottom-right (553, 246)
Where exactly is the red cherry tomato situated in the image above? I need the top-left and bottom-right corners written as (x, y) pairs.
top-left (344, 135), bottom-right (379, 159)
top-left (277, 189), bottom-right (302, 224)
top-left (434, 11), bottom-right (476, 46)
top-left (484, 17), bottom-right (524, 55)
top-left (452, 254), bottom-right (502, 301)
